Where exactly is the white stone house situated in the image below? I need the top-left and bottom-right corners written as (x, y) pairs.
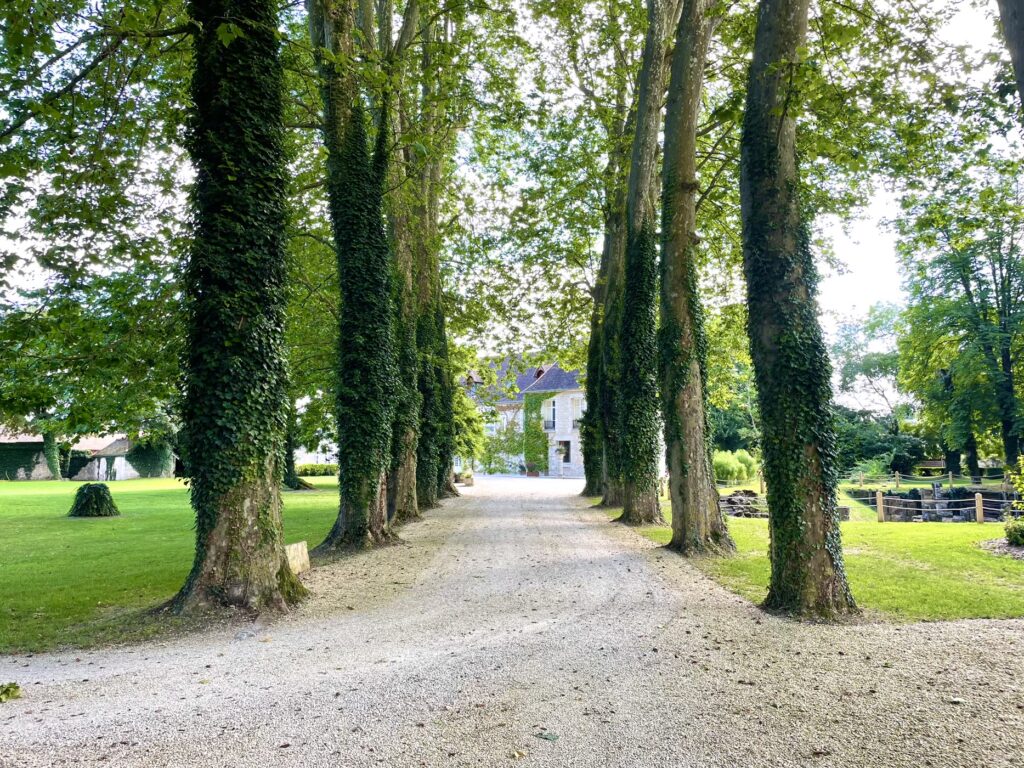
top-left (477, 362), bottom-right (587, 478)
top-left (0, 431), bottom-right (173, 481)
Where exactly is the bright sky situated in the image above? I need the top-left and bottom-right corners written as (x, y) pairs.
top-left (818, 192), bottom-right (904, 334)
top-left (817, 0), bottom-right (1000, 336)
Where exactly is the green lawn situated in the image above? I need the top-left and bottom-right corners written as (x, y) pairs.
top-left (0, 478), bottom-right (339, 653)
top-left (620, 501), bottom-right (1024, 621)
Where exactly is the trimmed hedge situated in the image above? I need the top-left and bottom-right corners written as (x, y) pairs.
top-left (296, 463), bottom-right (338, 477)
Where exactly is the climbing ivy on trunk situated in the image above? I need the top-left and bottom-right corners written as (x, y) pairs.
top-left (616, 0), bottom-right (675, 525)
top-left (323, 101), bottom-right (398, 549)
top-left (740, 0), bottom-right (855, 617)
top-left (174, 0), bottom-right (306, 612)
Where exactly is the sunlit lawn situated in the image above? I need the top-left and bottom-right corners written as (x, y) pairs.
top-left (615, 499), bottom-right (1024, 621)
top-left (0, 477), bottom-right (339, 653)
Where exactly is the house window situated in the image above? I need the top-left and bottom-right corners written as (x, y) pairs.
top-left (543, 399), bottom-right (556, 430)
top-left (558, 440), bottom-right (571, 463)
top-left (571, 397), bottom-right (583, 429)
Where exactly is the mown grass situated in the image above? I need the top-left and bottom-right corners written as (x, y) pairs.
top-left (0, 478), bottom-right (339, 653)
top-left (608, 499), bottom-right (1024, 621)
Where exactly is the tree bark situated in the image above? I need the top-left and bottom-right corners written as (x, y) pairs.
top-left (310, 0), bottom-right (397, 551)
top-left (998, 344), bottom-right (1019, 466)
top-left (617, 0), bottom-right (678, 525)
top-left (600, 171), bottom-right (628, 508)
top-left (740, 0), bottom-right (855, 617)
top-left (581, 222), bottom-right (610, 498)
top-left (174, 0), bottom-right (305, 612)
top-left (965, 432), bottom-right (981, 482)
top-left (659, 0), bottom-right (734, 554)
top-left (997, 0), bottom-right (1024, 115)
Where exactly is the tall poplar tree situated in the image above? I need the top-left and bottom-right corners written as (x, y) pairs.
top-left (616, 0), bottom-right (679, 525)
top-left (659, 0), bottom-right (733, 554)
top-left (740, 0), bottom-right (855, 616)
top-left (174, 0), bottom-right (305, 611)
top-left (309, 0), bottom-right (398, 549)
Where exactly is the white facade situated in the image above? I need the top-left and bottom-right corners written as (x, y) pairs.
top-left (539, 390), bottom-right (586, 478)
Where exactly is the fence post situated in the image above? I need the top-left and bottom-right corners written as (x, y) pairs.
top-left (975, 492), bottom-right (984, 524)
top-left (859, 472), bottom-right (864, 487)
top-left (948, 471), bottom-right (953, 488)
top-left (876, 491), bottom-right (885, 523)
top-left (759, 472), bottom-right (765, 495)
top-left (894, 471), bottom-right (900, 489)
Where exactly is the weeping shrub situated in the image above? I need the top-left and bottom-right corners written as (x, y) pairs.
top-left (68, 483), bottom-right (119, 518)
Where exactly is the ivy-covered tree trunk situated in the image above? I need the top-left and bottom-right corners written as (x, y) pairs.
top-left (412, 20), bottom-right (458, 510)
top-left (739, 0), bottom-right (855, 617)
top-left (581, 257), bottom-right (607, 498)
top-left (659, 0), bottom-right (733, 554)
top-left (599, 196), bottom-right (627, 507)
top-left (997, 0), bottom-right (1024, 112)
top-left (434, 307), bottom-right (458, 499)
top-left (41, 430), bottom-right (62, 480)
top-left (617, 0), bottom-right (676, 525)
top-left (174, 0), bottom-right (305, 613)
top-left (311, 0), bottom-right (397, 550)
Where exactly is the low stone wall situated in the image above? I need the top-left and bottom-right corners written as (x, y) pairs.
top-left (718, 490), bottom-right (850, 521)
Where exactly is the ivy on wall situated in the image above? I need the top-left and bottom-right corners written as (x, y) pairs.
top-left (523, 393), bottom-right (550, 474)
top-left (0, 444), bottom-right (43, 480)
top-left (126, 442), bottom-right (174, 478)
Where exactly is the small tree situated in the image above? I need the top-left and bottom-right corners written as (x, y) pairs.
top-left (69, 483), bottom-right (119, 518)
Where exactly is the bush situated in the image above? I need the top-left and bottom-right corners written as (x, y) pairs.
top-left (296, 463), bottom-right (338, 477)
top-left (713, 451), bottom-right (743, 484)
top-left (1006, 517), bottom-right (1024, 547)
top-left (68, 483), bottom-right (120, 517)
top-left (734, 449), bottom-right (757, 479)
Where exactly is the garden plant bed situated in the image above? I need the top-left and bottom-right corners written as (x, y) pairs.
top-left (980, 538), bottom-right (1024, 561)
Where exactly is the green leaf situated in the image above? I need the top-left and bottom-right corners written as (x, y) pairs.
top-left (215, 22), bottom-right (245, 48)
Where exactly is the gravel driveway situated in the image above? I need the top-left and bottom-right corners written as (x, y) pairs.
top-left (2, 476), bottom-right (1023, 767)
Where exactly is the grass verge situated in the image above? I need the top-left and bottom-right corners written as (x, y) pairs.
top-left (600, 498), bottom-right (1024, 621)
top-left (0, 478), bottom-right (338, 653)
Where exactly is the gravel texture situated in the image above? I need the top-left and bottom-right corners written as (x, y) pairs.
top-left (2, 476), bottom-right (1024, 767)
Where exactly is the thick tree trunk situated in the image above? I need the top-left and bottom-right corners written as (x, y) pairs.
top-left (42, 431), bottom-right (62, 480)
top-left (942, 443), bottom-right (961, 475)
top-left (311, 0), bottom-right (397, 550)
top-left (997, 0), bottom-right (1024, 113)
top-left (998, 345), bottom-right (1019, 466)
top-left (660, 0), bottom-right (734, 554)
top-left (600, 195), bottom-right (628, 508)
top-left (616, 0), bottom-right (678, 525)
top-left (174, 0), bottom-right (305, 613)
top-left (581, 253), bottom-right (607, 498)
top-left (389, 428), bottom-right (420, 522)
top-left (387, 153), bottom-right (422, 522)
top-left (965, 433), bottom-right (982, 482)
top-left (178, 459), bottom-right (305, 610)
top-left (740, 0), bottom-right (855, 617)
